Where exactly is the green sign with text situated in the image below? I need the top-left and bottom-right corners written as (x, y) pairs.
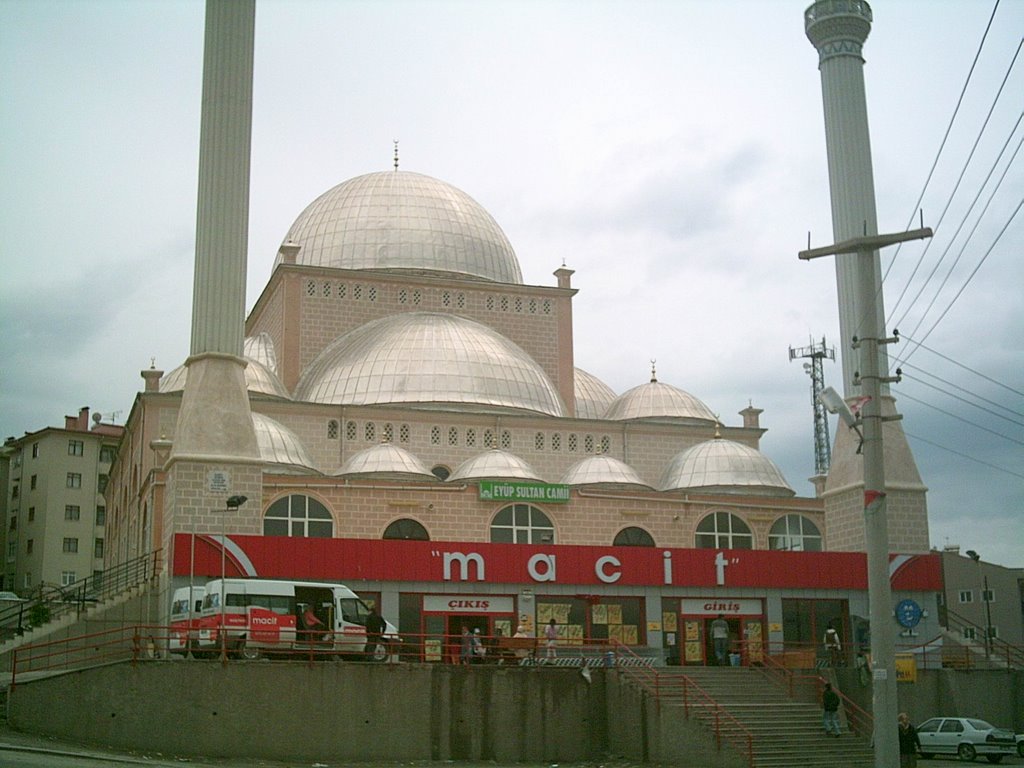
top-left (478, 480), bottom-right (571, 503)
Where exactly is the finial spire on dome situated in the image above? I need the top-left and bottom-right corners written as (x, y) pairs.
top-left (714, 417), bottom-right (722, 438)
top-left (393, 140), bottom-right (399, 171)
top-left (650, 359), bottom-right (657, 383)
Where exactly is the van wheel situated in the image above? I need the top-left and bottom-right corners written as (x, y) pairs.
top-left (958, 743), bottom-right (976, 761)
top-left (984, 756), bottom-right (1003, 764)
top-left (237, 640), bottom-right (261, 661)
top-left (373, 642), bottom-right (388, 662)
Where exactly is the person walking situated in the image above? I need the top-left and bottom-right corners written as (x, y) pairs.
top-left (898, 712), bottom-right (922, 767)
top-left (710, 614), bottom-right (729, 665)
top-left (544, 618), bottom-right (558, 661)
top-left (824, 625), bottom-right (843, 667)
top-left (364, 605), bottom-right (386, 661)
top-left (822, 682), bottom-right (841, 737)
top-left (459, 625), bottom-right (472, 665)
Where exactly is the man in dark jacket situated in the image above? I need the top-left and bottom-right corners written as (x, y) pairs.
top-left (822, 682), bottom-right (841, 737)
top-left (898, 712), bottom-right (922, 767)
top-left (364, 606), bottom-right (387, 661)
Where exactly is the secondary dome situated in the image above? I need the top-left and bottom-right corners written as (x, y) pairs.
top-left (561, 455), bottom-right (650, 488)
top-left (252, 412), bottom-right (316, 473)
top-left (160, 356), bottom-right (290, 399)
top-left (335, 442), bottom-right (436, 479)
top-left (574, 368), bottom-right (616, 419)
top-left (448, 449), bottom-right (541, 482)
top-left (294, 312), bottom-right (566, 416)
top-left (659, 439), bottom-right (794, 496)
top-left (277, 171), bottom-right (523, 284)
top-left (605, 378), bottom-right (716, 423)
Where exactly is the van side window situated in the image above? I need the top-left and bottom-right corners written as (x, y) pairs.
top-left (270, 595), bottom-right (292, 615)
top-left (340, 598), bottom-right (368, 625)
top-left (226, 592), bottom-right (247, 608)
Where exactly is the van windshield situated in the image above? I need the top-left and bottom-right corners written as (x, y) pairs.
top-left (339, 598), bottom-right (369, 625)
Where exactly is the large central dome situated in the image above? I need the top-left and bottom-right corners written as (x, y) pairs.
top-left (278, 171), bottom-right (523, 284)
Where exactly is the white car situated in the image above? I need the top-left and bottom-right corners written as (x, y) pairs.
top-left (916, 717), bottom-right (1015, 763)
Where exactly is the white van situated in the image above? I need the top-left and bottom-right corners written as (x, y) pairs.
top-left (195, 578), bottom-right (397, 660)
top-left (169, 585), bottom-right (206, 656)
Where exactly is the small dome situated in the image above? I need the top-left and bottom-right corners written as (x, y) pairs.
top-left (160, 355), bottom-right (290, 399)
top-left (252, 412), bottom-right (317, 473)
top-left (659, 439), bottom-right (794, 496)
top-left (294, 312), bottom-right (566, 416)
top-left (574, 368), bottom-right (616, 419)
top-left (561, 455), bottom-right (651, 488)
top-left (335, 442), bottom-right (436, 479)
top-left (244, 332), bottom-right (278, 376)
top-left (605, 379), bottom-right (716, 423)
top-left (277, 171), bottom-right (523, 284)
top-left (448, 449), bottom-right (541, 482)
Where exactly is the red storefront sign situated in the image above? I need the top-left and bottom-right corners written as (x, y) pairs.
top-left (172, 534), bottom-right (941, 591)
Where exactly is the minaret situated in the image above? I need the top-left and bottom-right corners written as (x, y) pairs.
top-left (805, 0), bottom-right (929, 554)
top-left (162, 1), bottom-right (263, 577)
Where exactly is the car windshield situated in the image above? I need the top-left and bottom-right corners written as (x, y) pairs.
top-left (967, 719), bottom-right (993, 730)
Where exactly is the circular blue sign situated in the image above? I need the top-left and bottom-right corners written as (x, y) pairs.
top-left (895, 598), bottom-right (923, 628)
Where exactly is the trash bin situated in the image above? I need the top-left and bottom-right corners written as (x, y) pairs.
top-left (729, 652), bottom-right (741, 667)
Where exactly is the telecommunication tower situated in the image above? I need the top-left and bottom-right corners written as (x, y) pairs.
top-left (789, 337), bottom-right (835, 476)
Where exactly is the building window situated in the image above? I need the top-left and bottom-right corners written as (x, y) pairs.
top-left (567, 434), bottom-right (578, 452)
top-left (346, 421), bottom-right (357, 441)
top-left (500, 430), bottom-right (511, 450)
top-left (23, 573), bottom-right (31, 589)
top-left (398, 288), bottom-right (408, 304)
top-left (364, 422), bottom-right (375, 442)
top-left (962, 627), bottom-right (977, 640)
top-left (26, 540), bottom-right (33, 555)
top-left (535, 432), bottom-right (545, 450)
top-left (10, 484), bottom-right (18, 499)
top-left (382, 519), bottom-right (430, 541)
top-left (456, 293), bottom-right (466, 309)
top-left (337, 283), bottom-right (347, 299)
top-left (584, 435), bottom-right (595, 453)
top-left (65, 505), bottom-right (81, 521)
top-left (31, 443), bottom-right (39, 458)
top-left (490, 504), bottom-right (554, 544)
top-left (958, 590), bottom-right (973, 604)
top-left (600, 436), bottom-right (611, 453)
top-left (399, 424), bottom-right (410, 443)
top-left (96, 506), bottom-right (106, 526)
top-left (306, 280), bottom-right (316, 296)
top-left (263, 495), bottom-right (333, 538)
top-left (7, 517), bottom-right (15, 532)
top-left (695, 511), bottom-right (753, 550)
top-left (466, 428), bottom-right (476, 447)
top-left (981, 589), bottom-right (995, 603)
top-left (66, 473), bottom-right (82, 488)
top-left (442, 290), bottom-right (452, 307)
top-left (412, 289), bottom-right (421, 305)
top-left (613, 527), bottom-right (655, 547)
top-left (552, 433), bottom-right (561, 451)
top-left (448, 427), bottom-right (459, 446)
top-left (768, 515), bottom-right (822, 552)
top-left (382, 423), bottom-right (394, 442)
top-left (99, 445), bottom-right (117, 463)
top-left (28, 507), bottom-right (35, 522)
top-left (987, 626), bottom-right (999, 639)
top-left (94, 538), bottom-right (104, 559)
top-left (327, 420), bottom-right (339, 440)
top-left (98, 474), bottom-right (109, 493)
top-left (353, 284), bottom-right (363, 300)
top-left (431, 465), bottom-right (451, 481)
top-left (322, 281), bottom-right (331, 297)
top-left (68, 440), bottom-right (84, 456)
top-left (30, 475), bottom-right (37, 490)
top-left (63, 538), bottom-right (79, 553)
top-left (61, 571), bottom-right (76, 587)
top-left (431, 426), bottom-right (442, 445)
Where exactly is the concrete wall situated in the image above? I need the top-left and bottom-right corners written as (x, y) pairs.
top-left (6, 661), bottom-right (749, 766)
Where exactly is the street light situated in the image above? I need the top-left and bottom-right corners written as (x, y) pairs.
top-left (965, 550), bottom-right (993, 660)
top-left (220, 495), bottom-right (248, 659)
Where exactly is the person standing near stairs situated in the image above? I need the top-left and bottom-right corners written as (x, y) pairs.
top-left (822, 682), bottom-right (841, 737)
top-left (711, 614), bottom-right (729, 665)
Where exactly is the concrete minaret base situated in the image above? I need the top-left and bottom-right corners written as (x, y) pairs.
top-left (823, 396), bottom-right (929, 553)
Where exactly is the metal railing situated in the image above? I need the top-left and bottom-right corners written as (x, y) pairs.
top-left (940, 608), bottom-right (1024, 670)
top-left (0, 550), bottom-right (160, 642)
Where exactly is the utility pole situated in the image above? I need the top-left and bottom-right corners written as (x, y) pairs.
top-left (800, 226), bottom-right (931, 768)
top-left (789, 337), bottom-right (835, 476)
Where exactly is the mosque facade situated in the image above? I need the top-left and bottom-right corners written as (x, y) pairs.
top-left (105, 168), bottom-right (940, 663)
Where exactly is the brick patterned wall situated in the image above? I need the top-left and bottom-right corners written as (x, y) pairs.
top-left (824, 485), bottom-right (930, 553)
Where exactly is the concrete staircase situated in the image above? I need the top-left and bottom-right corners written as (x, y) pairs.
top-left (658, 667), bottom-right (874, 768)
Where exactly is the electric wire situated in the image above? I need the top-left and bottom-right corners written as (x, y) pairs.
top-left (896, 335), bottom-right (1024, 398)
top-left (898, 391), bottom-right (1024, 447)
top-left (904, 430), bottom-right (1024, 480)
top-left (898, 362), bottom-right (1024, 421)
top-left (900, 371), bottom-right (1024, 428)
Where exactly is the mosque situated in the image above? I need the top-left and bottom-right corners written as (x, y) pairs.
top-left (100, 0), bottom-right (938, 667)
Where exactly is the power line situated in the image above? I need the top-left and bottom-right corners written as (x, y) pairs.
top-left (900, 370), bottom-right (1024, 427)
top-left (896, 334), bottom-right (1024, 398)
top-left (899, 362), bottom-right (1024, 421)
top-left (899, 391), bottom-right (1024, 447)
top-left (905, 430), bottom-right (1024, 480)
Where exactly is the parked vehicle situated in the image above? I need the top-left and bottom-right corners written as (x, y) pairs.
top-left (195, 578), bottom-right (397, 660)
top-left (1015, 733), bottom-right (1024, 758)
top-left (168, 585), bottom-right (206, 656)
top-left (916, 717), bottom-right (1015, 763)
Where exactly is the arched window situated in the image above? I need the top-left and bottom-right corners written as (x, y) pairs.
top-left (769, 514), bottom-right (822, 552)
top-left (490, 504), bottom-right (554, 544)
top-left (263, 495), bottom-right (333, 538)
top-left (431, 465), bottom-right (451, 481)
top-left (613, 527), bottom-right (655, 547)
top-left (383, 518), bottom-right (430, 541)
top-left (695, 511), bottom-right (753, 549)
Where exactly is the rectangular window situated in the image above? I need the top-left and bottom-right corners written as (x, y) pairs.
top-left (65, 505), bottom-right (81, 521)
top-left (981, 589), bottom-right (995, 603)
top-left (68, 440), bottom-right (84, 456)
top-left (63, 537), bottom-right (79, 553)
top-left (7, 542), bottom-right (16, 559)
top-left (60, 571), bottom-right (76, 587)
top-left (28, 507), bottom-right (35, 522)
top-left (96, 506), bottom-right (106, 526)
top-left (94, 538), bottom-right (104, 559)
top-left (962, 627), bottom-right (977, 640)
top-left (30, 475), bottom-right (37, 490)
top-left (11, 484), bottom-right (18, 499)
top-left (987, 626), bottom-right (999, 639)
top-left (31, 443), bottom-right (38, 458)
top-left (99, 445), bottom-right (116, 463)
top-left (97, 474), bottom-right (109, 493)
top-left (26, 539), bottom-right (33, 554)
top-left (7, 517), bottom-right (15, 532)
top-left (23, 573), bottom-right (31, 589)
top-left (958, 590), bottom-right (973, 603)
top-left (66, 473), bottom-right (82, 488)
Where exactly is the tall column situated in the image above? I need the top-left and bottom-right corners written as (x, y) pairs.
top-left (171, 0), bottom-right (259, 463)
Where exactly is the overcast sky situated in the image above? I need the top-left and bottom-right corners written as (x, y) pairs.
top-left (1, 0), bottom-right (1021, 567)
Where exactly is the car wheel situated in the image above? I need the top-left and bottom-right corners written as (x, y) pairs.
top-left (373, 642), bottom-right (387, 662)
top-left (237, 639), bottom-right (261, 661)
top-left (984, 756), bottom-right (1003, 764)
top-left (957, 743), bottom-right (977, 762)
top-left (1018, 742), bottom-right (1024, 758)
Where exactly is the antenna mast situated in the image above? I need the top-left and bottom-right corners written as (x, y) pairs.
top-left (789, 336), bottom-right (835, 476)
